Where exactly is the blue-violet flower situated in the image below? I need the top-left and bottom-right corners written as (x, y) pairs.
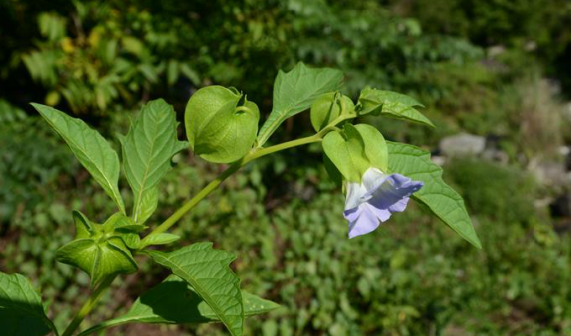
top-left (344, 167), bottom-right (424, 238)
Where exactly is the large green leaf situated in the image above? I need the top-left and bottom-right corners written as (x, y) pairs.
top-left (32, 103), bottom-right (125, 214)
top-left (77, 275), bottom-right (279, 336)
top-left (147, 243), bottom-right (244, 336)
top-left (386, 141), bottom-right (481, 248)
top-left (0, 272), bottom-right (58, 336)
top-left (257, 62), bottom-right (343, 146)
top-left (357, 87), bottom-right (434, 127)
top-left (122, 99), bottom-right (187, 224)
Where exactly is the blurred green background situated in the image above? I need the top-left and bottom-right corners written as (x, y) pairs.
top-left (2, 0), bottom-right (571, 335)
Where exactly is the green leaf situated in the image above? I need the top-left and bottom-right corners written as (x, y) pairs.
top-left (386, 141), bottom-right (481, 248)
top-left (56, 212), bottom-right (138, 287)
top-left (140, 233), bottom-right (180, 248)
top-left (32, 103), bottom-right (125, 214)
top-left (77, 275), bottom-right (279, 336)
top-left (357, 87), bottom-right (434, 127)
top-left (122, 99), bottom-right (187, 224)
top-left (147, 243), bottom-right (244, 336)
top-left (322, 124), bottom-right (369, 183)
top-left (137, 186), bottom-right (158, 225)
top-left (257, 63), bottom-right (343, 146)
top-left (185, 86), bottom-right (259, 163)
top-left (0, 272), bottom-right (58, 336)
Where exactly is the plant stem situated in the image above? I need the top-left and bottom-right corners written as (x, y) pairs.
top-left (144, 131), bottom-right (327, 240)
top-left (62, 275), bottom-right (116, 336)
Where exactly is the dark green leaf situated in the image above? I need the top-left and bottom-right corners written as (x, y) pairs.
top-left (147, 243), bottom-right (244, 336)
top-left (0, 272), bottom-right (58, 336)
top-left (77, 275), bottom-right (279, 336)
top-left (32, 103), bottom-right (125, 213)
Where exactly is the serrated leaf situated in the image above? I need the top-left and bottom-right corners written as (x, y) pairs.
top-left (122, 99), bottom-right (187, 224)
top-left (32, 103), bottom-right (125, 214)
top-left (78, 275), bottom-right (279, 336)
top-left (0, 272), bottom-right (58, 336)
top-left (257, 63), bottom-right (343, 146)
top-left (357, 88), bottom-right (434, 127)
top-left (140, 233), bottom-right (180, 248)
top-left (386, 141), bottom-right (481, 248)
top-left (147, 243), bottom-right (244, 336)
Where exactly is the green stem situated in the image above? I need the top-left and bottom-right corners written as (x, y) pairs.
top-left (62, 275), bottom-right (116, 336)
top-left (144, 131), bottom-right (328, 241)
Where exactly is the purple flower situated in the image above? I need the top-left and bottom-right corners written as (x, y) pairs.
top-left (344, 168), bottom-right (424, 238)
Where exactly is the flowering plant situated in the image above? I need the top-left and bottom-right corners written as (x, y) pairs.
top-left (1, 63), bottom-right (479, 336)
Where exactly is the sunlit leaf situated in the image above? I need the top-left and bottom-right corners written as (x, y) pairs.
top-left (387, 141), bottom-right (481, 248)
top-left (122, 99), bottom-right (187, 224)
top-left (32, 103), bottom-right (125, 213)
top-left (257, 62), bottom-right (343, 146)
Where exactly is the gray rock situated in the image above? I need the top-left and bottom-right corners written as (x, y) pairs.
top-left (531, 160), bottom-right (569, 187)
top-left (439, 133), bottom-right (486, 157)
top-left (481, 148), bottom-right (509, 164)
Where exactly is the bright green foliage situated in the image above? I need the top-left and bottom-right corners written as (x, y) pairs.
top-left (322, 124), bottom-right (389, 182)
top-left (310, 92), bottom-right (355, 131)
top-left (257, 63), bottom-right (344, 146)
top-left (140, 233), bottom-right (180, 248)
top-left (78, 275), bottom-right (279, 335)
top-left (136, 187), bottom-right (158, 226)
top-left (148, 243), bottom-right (244, 336)
top-left (358, 87), bottom-right (435, 127)
top-left (122, 99), bottom-right (187, 224)
top-left (56, 212), bottom-right (138, 287)
top-left (31, 103), bottom-right (125, 214)
top-left (0, 272), bottom-right (58, 336)
top-left (387, 141), bottom-right (481, 248)
top-left (185, 86), bottom-right (260, 163)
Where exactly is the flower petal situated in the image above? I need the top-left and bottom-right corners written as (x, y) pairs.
top-left (347, 204), bottom-right (382, 238)
top-left (361, 167), bottom-right (390, 192)
top-left (344, 181), bottom-right (368, 210)
top-left (367, 173), bottom-right (423, 212)
top-left (388, 197), bottom-right (410, 213)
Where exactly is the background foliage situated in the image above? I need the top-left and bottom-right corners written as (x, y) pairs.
top-left (2, 0), bottom-right (571, 335)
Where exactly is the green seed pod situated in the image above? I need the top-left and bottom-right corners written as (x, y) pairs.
top-left (56, 212), bottom-right (138, 288)
top-left (310, 92), bottom-right (355, 132)
top-left (185, 86), bottom-right (260, 163)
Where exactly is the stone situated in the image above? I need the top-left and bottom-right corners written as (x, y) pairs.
top-left (439, 133), bottom-right (486, 157)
